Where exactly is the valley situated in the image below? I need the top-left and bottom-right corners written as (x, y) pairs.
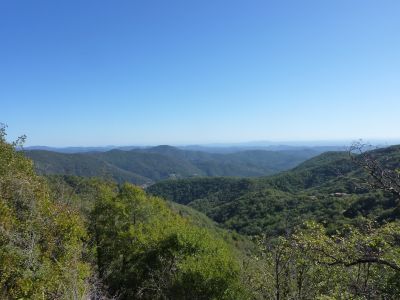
top-left (24, 145), bottom-right (339, 186)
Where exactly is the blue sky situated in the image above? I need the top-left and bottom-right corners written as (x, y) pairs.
top-left (1, 0), bottom-right (399, 146)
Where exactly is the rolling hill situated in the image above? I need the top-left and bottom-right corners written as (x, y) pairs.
top-left (148, 145), bottom-right (400, 235)
top-left (24, 145), bottom-right (330, 185)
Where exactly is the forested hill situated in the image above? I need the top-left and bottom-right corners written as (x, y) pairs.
top-left (4, 131), bottom-right (400, 298)
top-left (24, 145), bottom-right (329, 185)
top-left (0, 134), bottom-right (253, 299)
top-left (148, 145), bottom-right (400, 235)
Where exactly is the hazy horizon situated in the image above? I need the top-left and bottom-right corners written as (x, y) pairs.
top-left (6, 129), bottom-right (400, 148)
top-left (22, 138), bottom-right (400, 149)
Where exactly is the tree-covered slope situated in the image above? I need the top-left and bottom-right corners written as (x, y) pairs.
top-left (24, 145), bottom-right (327, 185)
top-left (1, 129), bottom-right (253, 299)
top-left (45, 174), bottom-right (255, 255)
top-left (5, 126), bottom-right (400, 299)
top-left (0, 133), bottom-right (89, 298)
top-left (148, 146), bottom-right (400, 235)
top-left (24, 150), bottom-right (151, 184)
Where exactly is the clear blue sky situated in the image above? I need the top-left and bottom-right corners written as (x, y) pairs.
top-left (1, 0), bottom-right (399, 146)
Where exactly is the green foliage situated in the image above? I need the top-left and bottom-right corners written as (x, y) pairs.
top-left (0, 126), bottom-right (90, 299)
top-left (166, 201), bottom-right (256, 255)
top-left (91, 183), bottom-right (248, 299)
top-left (149, 148), bottom-right (400, 235)
top-left (2, 127), bottom-right (253, 299)
top-left (253, 221), bottom-right (400, 299)
top-left (147, 177), bottom-right (254, 206)
top-left (6, 123), bottom-right (400, 299)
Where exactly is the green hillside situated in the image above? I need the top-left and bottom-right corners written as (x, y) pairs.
top-left (148, 146), bottom-right (400, 235)
top-left (4, 129), bottom-right (400, 299)
top-left (24, 146), bottom-right (326, 185)
top-left (45, 174), bottom-right (255, 254)
top-left (1, 134), bottom-right (252, 299)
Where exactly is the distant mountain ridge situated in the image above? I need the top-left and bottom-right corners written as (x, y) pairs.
top-left (24, 143), bottom-right (347, 154)
top-left (24, 145), bottom-right (144, 153)
top-left (25, 138), bottom-right (400, 154)
top-left (24, 145), bottom-right (335, 185)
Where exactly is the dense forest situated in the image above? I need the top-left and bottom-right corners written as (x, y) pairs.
top-left (24, 146), bottom-right (331, 186)
top-left (2, 126), bottom-right (400, 299)
top-left (148, 147), bottom-right (400, 235)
